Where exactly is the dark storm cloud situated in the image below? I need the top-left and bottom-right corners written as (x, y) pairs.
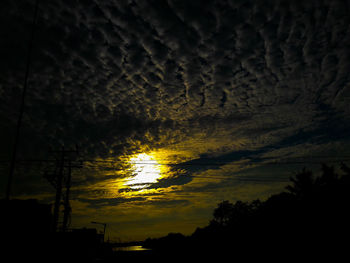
top-left (146, 173), bottom-right (193, 190)
top-left (173, 149), bottom-right (267, 175)
top-left (1, 0), bottom-right (350, 177)
top-left (78, 194), bottom-right (189, 209)
top-left (148, 198), bottom-right (190, 207)
top-left (78, 196), bottom-right (146, 209)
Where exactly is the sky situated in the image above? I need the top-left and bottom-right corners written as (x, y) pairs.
top-left (1, 0), bottom-right (350, 241)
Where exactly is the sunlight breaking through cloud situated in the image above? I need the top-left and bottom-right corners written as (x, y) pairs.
top-left (125, 153), bottom-right (162, 189)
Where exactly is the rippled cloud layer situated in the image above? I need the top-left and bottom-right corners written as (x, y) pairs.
top-left (1, 0), bottom-right (350, 240)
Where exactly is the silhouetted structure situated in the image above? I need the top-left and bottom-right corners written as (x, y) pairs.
top-left (91, 221), bottom-right (107, 242)
top-left (53, 228), bottom-right (106, 261)
top-left (0, 199), bottom-right (112, 262)
top-left (0, 199), bottom-right (52, 234)
top-left (44, 147), bottom-right (82, 232)
top-left (0, 199), bottom-right (52, 261)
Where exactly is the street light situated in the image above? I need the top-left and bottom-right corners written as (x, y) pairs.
top-left (91, 221), bottom-right (107, 242)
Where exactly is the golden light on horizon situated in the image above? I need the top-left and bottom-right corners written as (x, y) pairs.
top-left (124, 153), bottom-right (163, 189)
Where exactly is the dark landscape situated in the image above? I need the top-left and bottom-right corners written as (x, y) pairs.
top-left (2, 163), bottom-right (349, 261)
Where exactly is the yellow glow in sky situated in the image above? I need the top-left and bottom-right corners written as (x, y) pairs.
top-left (124, 153), bottom-right (162, 189)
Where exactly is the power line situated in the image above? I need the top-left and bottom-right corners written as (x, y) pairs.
top-left (3, 155), bottom-right (350, 163)
top-left (1, 156), bottom-right (348, 183)
top-left (1, 157), bottom-right (350, 168)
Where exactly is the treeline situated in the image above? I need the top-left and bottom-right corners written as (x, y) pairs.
top-left (143, 163), bottom-right (350, 259)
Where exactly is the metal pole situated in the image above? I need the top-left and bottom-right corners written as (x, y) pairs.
top-left (62, 160), bottom-right (72, 232)
top-left (6, 0), bottom-right (40, 200)
top-left (103, 224), bottom-right (106, 242)
top-left (52, 149), bottom-right (65, 232)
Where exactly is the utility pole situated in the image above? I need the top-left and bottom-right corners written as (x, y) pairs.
top-left (45, 147), bottom-right (82, 232)
top-left (62, 160), bottom-right (72, 233)
top-left (6, 0), bottom-right (40, 200)
top-left (52, 149), bottom-right (65, 233)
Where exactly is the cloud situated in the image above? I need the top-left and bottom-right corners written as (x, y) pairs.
top-left (78, 197), bottom-right (146, 209)
top-left (1, 0), bottom-right (350, 239)
top-left (146, 174), bottom-right (193, 190)
top-left (1, 0), bottom-right (349, 160)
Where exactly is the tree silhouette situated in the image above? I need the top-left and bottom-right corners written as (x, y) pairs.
top-left (340, 162), bottom-right (350, 189)
top-left (285, 167), bottom-right (315, 199)
top-left (212, 200), bottom-right (234, 227)
top-left (139, 163), bottom-right (350, 260)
